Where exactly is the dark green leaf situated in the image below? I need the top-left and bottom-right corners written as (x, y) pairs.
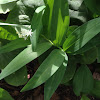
top-left (0, 42), bottom-right (52, 80)
top-left (73, 65), bottom-right (94, 96)
top-left (0, 88), bottom-right (14, 100)
top-left (4, 66), bottom-right (28, 86)
top-left (91, 80), bottom-right (100, 98)
top-left (63, 18), bottom-right (100, 52)
top-left (61, 56), bottom-right (77, 84)
top-left (73, 34), bottom-right (100, 54)
top-left (44, 53), bottom-right (68, 100)
top-left (84, 0), bottom-right (100, 15)
top-left (0, 39), bottom-right (30, 54)
top-left (97, 45), bottom-right (100, 63)
top-left (21, 49), bottom-right (65, 92)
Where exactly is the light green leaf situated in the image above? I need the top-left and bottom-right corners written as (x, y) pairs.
top-left (0, 88), bottom-right (14, 100)
top-left (73, 65), bottom-right (94, 96)
top-left (30, 6), bottom-right (45, 51)
top-left (81, 94), bottom-right (90, 100)
top-left (0, 0), bottom-right (17, 4)
top-left (44, 53), bottom-right (68, 100)
top-left (63, 18), bottom-right (100, 52)
top-left (21, 49), bottom-right (65, 92)
top-left (0, 39), bottom-right (30, 54)
top-left (0, 42), bottom-right (52, 80)
top-left (0, 26), bottom-right (18, 40)
top-left (4, 66), bottom-right (28, 86)
top-left (0, 1), bottom-right (16, 14)
top-left (43, 0), bottom-right (70, 46)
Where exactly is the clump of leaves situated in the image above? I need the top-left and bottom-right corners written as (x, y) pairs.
top-left (0, 0), bottom-right (100, 100)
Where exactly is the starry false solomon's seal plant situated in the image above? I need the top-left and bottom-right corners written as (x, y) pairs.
top-left (0, 0), bottom-right (100, 100)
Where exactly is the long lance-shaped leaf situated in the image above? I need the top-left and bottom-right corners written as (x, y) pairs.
top-left (43, 0), bottom-right (70, 46)
top-left (0, 42), bottom-right (52, 80)
top-left (0, 0), bottom-right (18, 4)
top-left (63, 17), bottom-right (100, 52)
top-left (21, 49), bottom-right (65, 92)
top-left (44, 53), bottom-right (68, 100)
top-left (30, 6), bottom-right (45, 51)
top-left (0, 39), bottom-right (30, 54)
top-left (71, 34), bottom-right (100, 54)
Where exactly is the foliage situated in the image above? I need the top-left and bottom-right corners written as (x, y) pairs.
top-left (0, 0), bottom-right (100, 99)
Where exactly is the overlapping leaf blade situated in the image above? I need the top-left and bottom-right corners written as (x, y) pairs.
top-left (21, 49), bottom-right (65, 92)
top-left (30, 6), bottom-right (45, 51)
top-left (43, 0), bottom-right (70, 46)
top-left (0, 88), bottom-right (14, 100)
top-left (0, 1), bottom-right (16, 14)
top-left (44, 53), bottom-right (68, 100)
top-left (0, 42), bottom-right (52, 80)
top-left (0, 39), bottom-right (30, 54)
top-left (63, 17), bottom-right (100, 53)
top-left (73, 65), bottom-right (94, 96)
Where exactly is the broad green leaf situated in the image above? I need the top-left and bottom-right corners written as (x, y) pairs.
top-left (91, 80), bottom-right (100, 98)
top-left (0, 88), bottom-right (14, 100)
top-left (30, 6), bottom-right (45, 51)
top-left (21, 49), bottom-right (65, 92)
top-left (21, 0), bottom-right (44, 8)
top-left (4, 66), bottom-right (28, 86)
top-left (0, 42), bottom-right (52, 80)
top-left (73, 34), bottom-right (100, 54)
top-left (0, 1), bottom-right (16, 14)
top-left (0, 0), bottom-right (17, 4)
top-left (73, 65), bottom-right (94, 96)
top-left (63, 18), bottom-right (100, 52)
top-left (0, 26), bottom-right (18, 40)
top-left (84, 0), bottom-right (100, 15)
top-left (81, 95), bottom-right (90, 100)
top-left (61, 56), bottom-right (77, 84)
top-left (6, 1), bottom-right (34, 24)
top-left (44, 53), bottom-right (68, 100)
top-left (43, 0), bottom-right (70, 46)
top-left (0, 39), bottom-right (30, 54)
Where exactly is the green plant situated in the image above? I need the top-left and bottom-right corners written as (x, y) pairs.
top-left (0, 0), bottom-right (100, 100)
